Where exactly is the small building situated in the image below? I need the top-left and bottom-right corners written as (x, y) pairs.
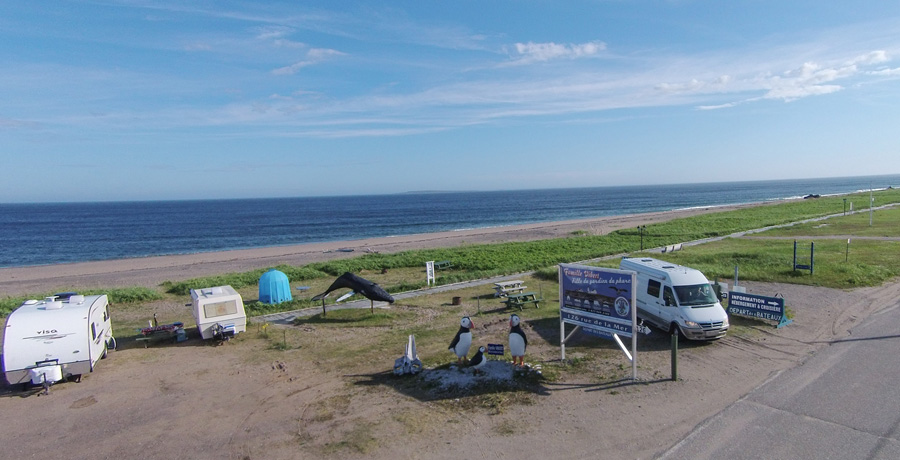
top-left (259, 269), bottom-right (292, 304)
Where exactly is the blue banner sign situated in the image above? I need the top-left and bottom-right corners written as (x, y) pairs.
top-left (487, 343), bottom-right (504, 355)
top-left (559, 264), bottom-right (635, 338)
top-left (727, 292), bottom-right (793, 328)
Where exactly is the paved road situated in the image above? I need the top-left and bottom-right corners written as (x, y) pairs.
top-left (660, 296), bottom-right (900, 460)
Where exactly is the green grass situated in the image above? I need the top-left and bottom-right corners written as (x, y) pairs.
top-left (293, 308), bottom-right (418, 327)
top-left (0, 287), bottom-right (163, 317)
top-left (628, 238), bottom-right (899, 288)
top-left (588, 203), bottom-right (900, 288)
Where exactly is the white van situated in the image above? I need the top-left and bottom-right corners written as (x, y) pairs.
top-left (619, 257), bottom-right (729, 340)
top-left (3, 293), bottom-right (116, 389)
top-left (190, 285), bottom-right (246, 340)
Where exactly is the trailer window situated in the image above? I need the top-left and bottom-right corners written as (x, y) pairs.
top-left (91, 323), bottom-right (97, 340)
top-left (204, 300), bottom-right (238, 318)
top-left (647, 279), bottom-right (661, 297)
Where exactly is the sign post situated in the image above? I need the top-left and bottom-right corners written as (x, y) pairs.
top-left (727, 292), bottom-right (792, 328)
top-left (425, 261), bottom-right (435, 286)
top-left (559, 263), bottom-right (639, 380)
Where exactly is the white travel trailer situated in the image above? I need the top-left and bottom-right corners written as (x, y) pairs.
top-left (190, 285), bottom-right (246, 340)
top-left (619, 257), bottom-right (729, 340)
top-left (3, 294), bottom-right (116, 389)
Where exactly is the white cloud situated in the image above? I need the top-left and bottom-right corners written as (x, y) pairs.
top-left (507, 40), bottom-right (606, 65)
top-left (869, 67), bottom-right (900, 76)
top-left (272, 48), bottom-right (346, 75)
top-left (849, 50), bottom-right (889, 65)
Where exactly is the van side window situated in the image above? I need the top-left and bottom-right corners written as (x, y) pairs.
top-left (647, 279), bottom-right (661, 297)
top-left (663, 287), bottom-right (676, 307)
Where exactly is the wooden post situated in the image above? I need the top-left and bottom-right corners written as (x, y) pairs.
top-left (671, 332), bottom-right (678, 381)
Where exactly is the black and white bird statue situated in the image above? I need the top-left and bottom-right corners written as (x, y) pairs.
top-left (448, 316), bottom-right (474, 365)
top-left (509, 314), bottom-right (528, 367)
top-left (469, 346), bottom-right (486, 375)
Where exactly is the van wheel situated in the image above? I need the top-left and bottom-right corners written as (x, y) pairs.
top-left (669, 323), bottom-right (683, 338)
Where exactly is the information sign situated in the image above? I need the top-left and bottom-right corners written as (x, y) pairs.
top-left (559, 263), bottom-right (638, 380)
top-left (559, 265), bottom-right (635, 338)
top-left (727, 292), bottom-right (792, 328)
top-left (487, 343), bottom-right (504, 355)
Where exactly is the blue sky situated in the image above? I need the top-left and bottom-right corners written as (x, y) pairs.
top-left (3, 1), bottom-right (900, 202)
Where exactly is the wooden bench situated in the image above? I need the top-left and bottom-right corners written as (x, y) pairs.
top-left (493, 280), bottom-right (526, 297)
top-left (504, 292), bottom-right (542, 310)
top-left (434, 260), bottom-right (453, 270)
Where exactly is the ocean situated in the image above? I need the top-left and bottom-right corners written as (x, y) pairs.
top-left (1, 175), bottom-right (898, 268)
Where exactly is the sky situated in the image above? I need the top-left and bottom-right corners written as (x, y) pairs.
top-left (2, 1), bottom-right (900, 203)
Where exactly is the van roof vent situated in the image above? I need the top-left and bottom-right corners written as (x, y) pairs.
top-left (68, 295), bottom-right (85, 304)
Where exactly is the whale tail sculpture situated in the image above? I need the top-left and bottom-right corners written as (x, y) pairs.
top-left (393, 334), bottom-right (422, 375)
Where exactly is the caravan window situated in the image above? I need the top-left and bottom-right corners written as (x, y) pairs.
top-left (204, 300), bottom-right (238, 318)
top-left (647, 279), bottom-right (661, 297)
top-left (91, 323), bottom-right (97, 340)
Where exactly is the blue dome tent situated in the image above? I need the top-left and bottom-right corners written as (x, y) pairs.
top-left (259, 269), bottom-right (293, 304)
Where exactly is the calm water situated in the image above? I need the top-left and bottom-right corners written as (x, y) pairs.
top-left (1, 175), bottom-right (897, 268)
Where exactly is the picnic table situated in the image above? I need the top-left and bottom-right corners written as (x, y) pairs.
top-left (503, 292), bottom-right (542, 310)
top-left (434, 260), bottom-right (453, 270)
top-left (494, 280), bottom-right (527, 297)
top-left (136, 321), bottom-right (187, 347)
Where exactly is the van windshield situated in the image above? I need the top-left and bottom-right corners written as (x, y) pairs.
top-left (674, 284), bottom-right (717, 307)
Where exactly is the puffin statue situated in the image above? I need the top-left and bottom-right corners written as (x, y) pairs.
top-left (469, 346), bottom-right (487, 375)
top-left (509, 314), bottom-right (528, 367)
top-left (448, 316), bottom-right (474, 365)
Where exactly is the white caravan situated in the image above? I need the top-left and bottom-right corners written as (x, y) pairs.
top-left (619, 257), bottom-right (729, 340)
top-left (3, 294), bottom-right (115, 389)
top-left (190, 285), bottom-right (246, 340)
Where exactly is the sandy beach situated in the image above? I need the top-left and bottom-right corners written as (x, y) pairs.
top-left (0, 202), bottom-right (764, 297)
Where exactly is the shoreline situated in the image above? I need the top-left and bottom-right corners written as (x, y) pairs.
top-left (0, 201), bottom-right (771, 297)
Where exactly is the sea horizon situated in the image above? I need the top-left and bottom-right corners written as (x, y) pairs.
top-left (1, 174), bottom-right (898, 268)
top-left (3, 173), bottom-right (897, 206)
